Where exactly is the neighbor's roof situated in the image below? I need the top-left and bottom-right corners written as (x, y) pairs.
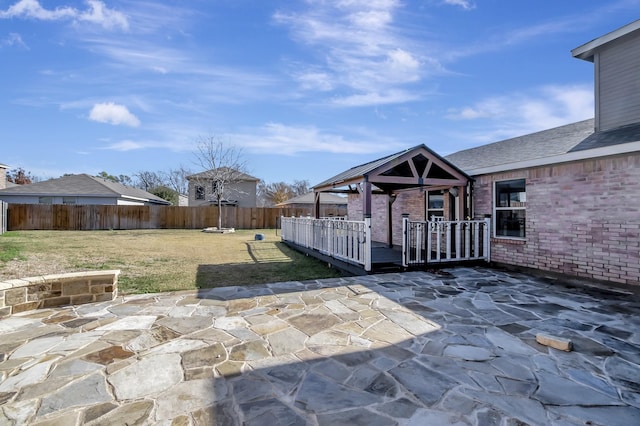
top-left (0, 163), bottom-right (9, 169)
top-left (572, 19), bottom-right (640, 62)
top-left (446, 118), bottom-right (640, 176)
top-left (276, 192), bottom-right (347, 206)
top-left (187, 168), bottom-right (259, 181)
top-left (0, 174), bottom-right (171, 205)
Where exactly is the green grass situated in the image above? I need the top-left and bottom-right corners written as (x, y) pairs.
top-left (0, 229), bottom-right (346, 294)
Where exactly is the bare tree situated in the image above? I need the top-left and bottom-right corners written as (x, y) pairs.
top-left (163, 166), bottom-right (192, 196)
top-left (261, 182), bottom-right (296, 206)
top-left (193, 136), bottom-right (248, 229)
top-left (134, 171), bottom-right (164, 191)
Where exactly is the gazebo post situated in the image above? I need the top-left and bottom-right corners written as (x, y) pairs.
top-left (387, 193), bottom-right (397, 248)
top-left (363, 179), bottom-right (372, 219)
top-left (314, 191), bottom-right (321, 219)
top-left (457, 185), bottom-right (467, 220)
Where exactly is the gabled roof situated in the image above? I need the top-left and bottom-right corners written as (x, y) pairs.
top-left (314, 144), bottom-right (471, 193)
top-left (0, 174), bottom-right (170, 205)
top-left (187, 168), bottom-right (259, 182)
top-left (446, 119), bottom-right (640, 176)
top-left (572, 19), bottom-right (640, 62)
top-left (276, 192), bottom-right (347, 206)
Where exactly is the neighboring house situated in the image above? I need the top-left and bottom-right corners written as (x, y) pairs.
top-left (313, 20), bottom-right (640, 286)
top-left (276, 192), bottom-right (347, 216)
top-left (187, 168), bottom-right (259, 207)
top-left (0, 174), bottom-right (171, 206)
top-left (0, 163), bottom-right (8, 190)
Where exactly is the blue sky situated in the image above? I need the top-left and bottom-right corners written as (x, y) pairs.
top-left (1, 0), bottom-right (638, 186)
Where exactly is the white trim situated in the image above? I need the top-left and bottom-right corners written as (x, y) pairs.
top-left (465, 141), bottom-right (640, 176)
top-left (572, 19), bottom-right (640, 61)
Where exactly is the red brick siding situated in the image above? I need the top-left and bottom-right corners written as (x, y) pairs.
top-left (473, 153), bottom-right (640, 286)
top-left (348, 190), bottom-right (426, 245)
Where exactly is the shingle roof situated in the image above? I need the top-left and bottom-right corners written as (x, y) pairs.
top-left (445, 119), bottom-right (596, 172)
top-left (570, 121), bottom-right (640, 152)
top-left (313, 144), bottom-right (470, 191)
top-left (0, 174), bottom-right (170, 204)
top-left (187, 168), bottom-right (259, 181)
top-left (313, 146), bottom-right (418, 189)
top-left (276, 192), bottom-right (347, 206)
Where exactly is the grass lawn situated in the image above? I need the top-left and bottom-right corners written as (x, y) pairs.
top-left (0, 229), bottom-right (346, 294)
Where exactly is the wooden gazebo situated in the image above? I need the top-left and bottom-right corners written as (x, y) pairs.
top-left (312, 144), bottom-right (473, 244)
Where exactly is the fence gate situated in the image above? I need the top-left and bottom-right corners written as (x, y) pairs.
top-left (403, 218), bottom-right (490, 267)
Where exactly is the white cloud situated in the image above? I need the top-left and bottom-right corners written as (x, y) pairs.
top-left (446, 84), bottom-right (594, 140)
top-left (274, 1), bottom-right (439, 107)
top-left (101, 140), bottom-right (144, 151)
top-left (1, 32), bottom-right (27, 49)
top-left (0, 0), bottom-right (128, 31)
top-left (226, 122), bottom-right (405, 155)
top-left (443, 0), bottom-right (475, 10)
top-left (332, 89), bottom-right (421, 107)
top-left (89, 102), bottom-right (141, 127)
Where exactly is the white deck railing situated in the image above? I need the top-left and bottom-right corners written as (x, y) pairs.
top-left (281, 216), bottom-right (372, 271)
top-left (403, 218), bottom-right (490, 267)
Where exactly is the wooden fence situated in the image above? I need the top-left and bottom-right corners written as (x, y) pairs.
top-left (5, 204), bottom-right (348, 231)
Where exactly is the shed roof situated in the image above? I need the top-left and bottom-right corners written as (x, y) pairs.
top-left (276, 192), bottom-right (347, 206)
top-left (314, 144), bottom-right (471, 193)
top-left (0, 174), bottom-right (171, 205)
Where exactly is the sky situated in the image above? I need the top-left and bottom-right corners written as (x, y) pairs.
top-left (1, 0), bottom-right (638, 187)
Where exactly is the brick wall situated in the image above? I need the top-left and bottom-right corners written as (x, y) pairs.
top-left (473, 153), bottom-right (640, 286)
top-left (348, 189), bottom-right (426, 245)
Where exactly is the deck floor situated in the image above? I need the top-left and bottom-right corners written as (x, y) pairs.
top-left (371, 242), bottom-right (403, 266)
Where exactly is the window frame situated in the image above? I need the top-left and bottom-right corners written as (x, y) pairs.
top-left (493, 178), bottom-right (526, 239)
top-left (426, 191), bottom-right (444, 221)
top-left (195, 185), bottom-right (205, 200)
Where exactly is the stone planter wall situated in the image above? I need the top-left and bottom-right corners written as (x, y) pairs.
top-left (0, 270), bottom-right (119, 318)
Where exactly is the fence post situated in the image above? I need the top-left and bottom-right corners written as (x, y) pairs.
top-left (484, 217), bottom-right (491, 262)
top-left (401, 215), bottom-right (409, 267)
top-left (0, 201), bottom-right (7, 234)
top-left (364, 216), bottom-right (372, 272)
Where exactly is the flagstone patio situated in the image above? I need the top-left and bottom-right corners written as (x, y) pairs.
top-left (0, 267), bottom-right (639, 425)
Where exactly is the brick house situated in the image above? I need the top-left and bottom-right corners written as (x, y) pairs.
top-left (312, 20), bottom-right (640, 286)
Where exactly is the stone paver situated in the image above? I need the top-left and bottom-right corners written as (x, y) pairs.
top-left (1, 267), bottom-right (639, 425)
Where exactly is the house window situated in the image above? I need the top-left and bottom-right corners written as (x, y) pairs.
top-left (427, 192), bottom-right (444, 220)
top-left (494, 179), bottom-right (526, 238)
top-left (195, 185), bottom-right (205, 200)
top-left (38, 197), bottom-right (53, 204)
top-left (63, 197), bottom-right (76, 205)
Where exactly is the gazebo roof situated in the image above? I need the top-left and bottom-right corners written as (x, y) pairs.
top-left (313, 144), bottom-right (471, 194)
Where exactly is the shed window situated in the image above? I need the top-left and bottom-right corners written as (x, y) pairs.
top-left (494, 179), bottom-right (526, 238)
top-left (195, 185), bottom-right (205, 200)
